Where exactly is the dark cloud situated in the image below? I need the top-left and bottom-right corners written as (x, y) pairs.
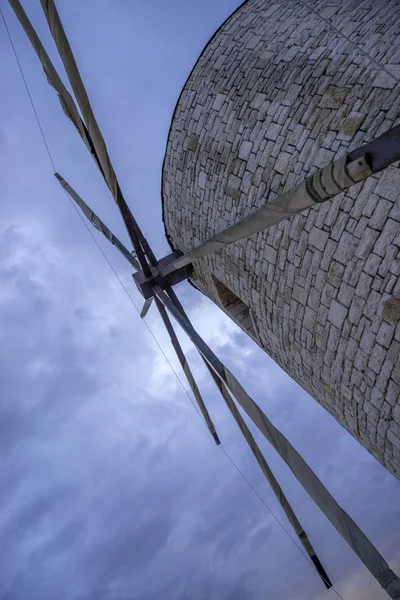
top-left (1, 1), bottom-right (400, 600)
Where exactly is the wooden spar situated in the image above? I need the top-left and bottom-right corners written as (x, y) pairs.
top-left (55, 174), bottom-right (140, 270)
top-left (38, 0), bottom-right (158, 273)
top-left (207, 372), bottom-right (332, 588)
top-left (6, 0), bottom-right (93, 156)
top-left (154, 284), bottom-right (400, 600)
top-left (140, 297), bottom-right (154, 319)
top-left (164, 287), bottom-right (332, 586)
top-left (154, 296), bottom-right (220, 445)
top-left (45, 163), bottom-right (333, 586)
top-left (174, 125), bottom-right (400, 269)
top-left (50, 165), bottom-right (399, 595)
top-left (8, 0), bottom-right (156, 277)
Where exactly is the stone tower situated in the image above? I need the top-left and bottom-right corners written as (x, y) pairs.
top-left (162, 0), bottom-right (400, 479)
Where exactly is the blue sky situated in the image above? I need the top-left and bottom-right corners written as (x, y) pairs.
top-left (1, 1), bottom-right (400, 599)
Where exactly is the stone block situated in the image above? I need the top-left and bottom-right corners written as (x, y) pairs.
top-left (320, 86), bottom-right (349, 108)
top-left (370, 386), bottom-right (385, 410)
top-left (213, 93), bottom-right (227, 111)
top-left (303, 306), bottom-right (317, 332)
top-left (392, 404), bottom-right (400, 429)
top-left (198, 171), bottom-right (207, 190)
top-left (369, 199), bottom-right (393, 230)
top-left (355, 272), bottom-right (373, 299)
top-left (382, 297), bottom-right (400, 324)
top-left (342, 21), bottom-right (358, 36)
top-left (364, 290), bottom-right (381, 320)
top-left (379, 246), bottom-right (399, 280)
top-left (375, 166), bottom-right (400, 202)
top-left (363, 253), bottom-right (381, 276)
top-left (355, 228), bottom-right (380, 259)
top-left (283, 83), bottom-right (302, 106)
top-left (250, 92), bottom-right (268, 110)
top-left (319, 6), bottom-right (339, 18)
top-left (321, 282), bottom-right (335, 307)
top-left (359, 324), bottom-right (375, 353)
top-left (348, 295), bottom-right (366, 325)
top-left (282, 46), bottom-right (302, 62)
top-left (327, 325), bottom-right (340, 352)
top-left (368, 344), bottom-right (386, 375)
top-left (364, 400), bottom-right (379, 425)
top-left (292, 283), bottom-right (307, 306)
top-left (337, 282), bottom-right (354, 307)
top-left (246, 35), bottom-right (261, 50)
top-left (308, 287), bottom-right (321, 312)
top-left (374, 219), bottom-right (399, 257)
top-left (377, 321), bottom-right (395, 348)
top-left (309, 227), bottom-right (329, 252)
top-left (240, 171), bottom-right (252, 194)
top-left (264, 245), bottom-right (278, 265)
top-left (226, 174), bottom-right (241, 197)
top-left (355, 348), bottom-right (368, 371)
top-left (314, 148), bottom-right (335, 169)
top-left (352, 216), bottom-right (368, 239)
top-left (373, 66), bottom-right (400, 89)
top-left (387, 429), bottom-right (400, 450)
top-left (265, 122), bottom-right (281, 142)
top-left (339, 111), bottom-right (366, 139)
top-left (238, 141), bottom-right (253, 160)
top-left (388, 340), bottom-right (400, 364)
top-left (361, 193), bottom-right (380, 219)
top-left (275, 152), bottom-right (291, 174)
top-left (328, 300), bottom-right (347, 328)
top-left (187, 133), bottom-right (199, 152)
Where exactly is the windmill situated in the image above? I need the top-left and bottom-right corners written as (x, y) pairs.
top-left (5, 0), bottom-right (400, 597)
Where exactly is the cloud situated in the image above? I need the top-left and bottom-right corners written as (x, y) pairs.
top-left (2, 189), bottom-right (400, 600)
top-left (1, 1), bottom-right (400, 599)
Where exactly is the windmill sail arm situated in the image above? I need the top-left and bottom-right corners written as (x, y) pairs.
top-left (154, 285), bottom-right (400, 599)
top-left (8, 0), bottom-right (93, 159)
top-left (39, 0), bottom-right (158, 274)
top-left (39, 0), bottom-right (117, 200)
top-left (174, 124), bottom-right (400, 269)
top-left (154, 296), bottom-right (220, 445)
top-left (9, 0), bottom-right (156, 276)
top-left (55, 173), bottom-right (140, 270)
top-left (174, 154), bottom-right (372, 268)
top-left (164, 287), bottom-right (330, 587)
top-left (210, 371), bottom-right (331, 588)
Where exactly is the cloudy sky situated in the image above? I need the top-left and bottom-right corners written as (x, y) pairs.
top-left (1, 1), bottom-right (400, 599)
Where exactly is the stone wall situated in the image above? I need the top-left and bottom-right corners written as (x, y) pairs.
top-left (162, 0), bottom-right (400, 478)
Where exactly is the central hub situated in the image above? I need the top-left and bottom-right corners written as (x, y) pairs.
top-left (132, 251), bottom-right (193, 298)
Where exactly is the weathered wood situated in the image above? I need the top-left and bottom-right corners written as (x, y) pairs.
top-left (154, 296), bottom-right (220, 445)
top-left (55, 174), bottom-right (140, 271)
top-left (174, 125), bottom-right (400, 269)
top-left (155, 284), bottom-right (400, 600)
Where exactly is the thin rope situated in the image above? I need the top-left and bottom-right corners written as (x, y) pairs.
top-left (2, 9), bottom-right (345, 597)
top-left (1, 7), bottom-right (56, 171)
top-left (220, 447), bottom-right (344, 598)
top-left (63, 188), bottom-right (208, 425)
top-left (0, 5), bottom-right (205, 424)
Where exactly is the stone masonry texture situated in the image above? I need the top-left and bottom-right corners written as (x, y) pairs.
top-left (162, 0), bottom-right (400, 478)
